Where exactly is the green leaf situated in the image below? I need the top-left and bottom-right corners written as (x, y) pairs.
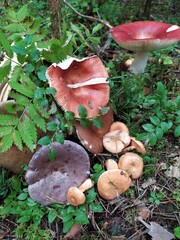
top-left (0, 126), bottom-right (13, 137)
top-left (86, 189), bottom-right (97, 203)
top-left (174, 226), bottom-right (180, 239)
top-left (0, 114), bottom-right (18, 126)
top-left (0, 63), bottom-right (11, 84)
top-left (78, 105), bottom-right (88, 119)
top-left (63, 219), bottom-right (74, 233)
top-left (47, 121), bottom-right (58, 131)
top-left (89, 203), bottom-right (103, 213)
top-left (0, 31), bottom-right (13, 58)
top-left (55, 132), bottom-right (64, 144)
top-left (155, 127), bottom-right (164, 140)
top-left (34, 88), bottom-right (45, 100)
top-left (49, 146), bottom-right (56, 160)
top-left (99, 106), bottom-right (110, 115)
top-left (46, 87), bottom-right (56, 95)
top-left (37, 66), bottom-right (47, 81)
top-left (0, 133), bottom-right (13, 152)
top-left (16, 5), bottom-right (29, 21)
top-left (18, 192), bottom-right (28, 200)
top-left (13, 130), bottom-right (23, 151)
top-left (149, 133), bottom-right (157, 146)
top-left (142, 123), bottom-right (155, 132)
top-left (92, 24), bottom-right (103, 34)
top-left (92, 117), bottom-right (103, 128)
top-left (28, 17), bottom-right (42, 34)
top-left (74, 212), bottom-right (89, 225)
top-left (28, 104), bottom-right (46, 131)
top-left (9, 81), bottom-right (34, 98)
top-left (150, 116), bottom-right (160, 126)
top-left (48, 209), bottom-right (57, 223)
top-left (17, 215), bottom-right (31, 223)
top-left (5, 23), bottom-right (24, 32)
top-left (38, 136), bottom-right (51, 146)
top-left (18, 121), bottom-right (34, 151)
top-left (80, 119), bottom-right (90, 128)
top-left (24, 63), bottom-right (35, 73)
top-left (160, 122), bottom-right (169, 133)
top-left (64, 111), bottom-right (75, 121)
top-left (174, 125), bottom-right (180, 137)
top-left (11, 45), bottom-right (27, 55)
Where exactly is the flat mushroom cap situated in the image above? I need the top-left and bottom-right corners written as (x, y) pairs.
top-left (118, 152), bottom-right (144, 179)
top-left (46, 56), bottom-right (110, 118)
top-left (109, 121), bottom-right (129, 134)
top-left (97, 169), bottom-right (131, 200)
top-left (25, 141), bottom-right (90, 205)
top-left (110, 21), bottom-right (180, 52)
top-left (103, 130), bottom-right (131, 153)
top-left (67, 187), bottom-right (86, 206)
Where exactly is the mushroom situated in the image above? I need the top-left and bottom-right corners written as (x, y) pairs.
top-left (67, 178), bottom-right (94, 206)
top-left (105, 159), bottom-right (118, 170)
top-left (46, 55), bottom-right (110, 118)
top-left (75, 104), bottom-right (113, 153)
top-left (109, 121), bottom-right (129, 134)
top-left (25, 141), bottom-right (90, 205)
top-left (110, 21), bottom-right (180, 74)
top-left (103, 130), bottom-right (131, 153)
top-left (130, 137), bottom-right (146, 155)
top-left (118, 152), bottom-right (144, 179)
top-left (97, 168), bottom-right (131, 200)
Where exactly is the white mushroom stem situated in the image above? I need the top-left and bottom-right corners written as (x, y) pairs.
top-left (79, 178), bottom-right (94, 192)
top-left (128, 51), bottom-right (149, 74)
top-left (67, 77), bottom-right (108, 88)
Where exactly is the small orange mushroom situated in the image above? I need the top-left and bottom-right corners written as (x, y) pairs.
top-left (109, 121), bottom-right (129, 134)
top-left (67, 179), bottom-right (94, 206)
top-left (118, 152), bottom-right (144, 179)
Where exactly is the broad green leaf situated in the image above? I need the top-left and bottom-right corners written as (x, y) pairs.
top-left (149, 133), bottom-right (157, 146)
top-left (17, 215), bottom-right (31, 223)
top-left (24, 63), bottom-right (35, 73)
top-left (174, 125), bottom-right (180, 137)
top-left (55, 132), bottom-right (64, 144)
top-left (49, 146), bottom-right (56, 160)
top-left (38, 136), bottom-right (51, 146)
top-left (174, 226), bottom-right (180, 239)
top-left (88, 37), bottom-right (100, 44)
top-left (155, 127), bottom-right (164, 140)
top-left (11, 45), bottom-right (27, 55)
top-left (46, 87), bottom-right (56, 95)
top-left (86, 189), bottom-right (97, 203)
top-left (34, 88), bottom-right (45, 99)
top-left (80, 119), bottom-right (90, 128)
top-left (142, 123), bottom-right (155, 132)
top-left (74, 212), bottom-right (89, 225)
top-left (78, 105), bottom-right (88, 119)
top-left (89, 203), bottom-right (103, 213)
top-left (24, 34), bottom-right (33, 45)
top-left (63, 219), bottom-right (74, 233)
top-left (92, 117), bottom-right (103, 128)
top-left (18, 192), bottom-right (28, 200)
top-left (65, 111), bottom-right (75, 120)
top-left (150, 116), bottom-right (160, 126)
top-left (160, 122), bottom-right (169, 133)
top-left (47, 121), bottom-right (58, 131)
top-left (0, 31), bottom-right (13, 58)
top-left (92, 24), bottom-right (103, 34)
top-left (48, 209), bottom-right (57, 223)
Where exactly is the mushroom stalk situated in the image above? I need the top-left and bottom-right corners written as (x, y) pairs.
top-left (128, 52), bottom-right (149, 74)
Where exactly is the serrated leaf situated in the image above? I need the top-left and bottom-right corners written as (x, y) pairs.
top-left (18, 122), bottom-right (34, 151)
top-left (150, 116), bottom-right (160, 126)
top-left (47, 121), bottom-right (58, 131)
top-left (25, 119), bottom-right (37, 143)
top-left (34, 88), bottom-right (45, 99)
top-left (16, 5), bottom-right (29, 21)
top-left (13, 129), bottom-right (23, 151)
top-left (0, 114), bottom-right (18, 126)
top-left (24, 63), bottom-right (35, 73)
top-left (10, 92), bottom-right (29, 106)
top-left (48, 209), bottom-right (57, 223)
top-left (28, 17), bottom-right (42, 34)
top-left (55, 132), bottom-right (64, 144)
top-left (28, 104), bottom-right (46, 131)
top-left (45, 87), bottom-right (56, 95)
top-left (9, 81), bottom-right (34, 98)
top-left (38, 136), bottom-right (51, 146)
top-left (142, 123), bottom-right (155, 132)
top-left (92, 24), bottom-right (103, 34)
top-left (0, 62), bottom-right (11, 84)
top-left (0, 126), bottom-right (13, 137)
top-left (5, 23), bottom-right (24, 32)
top-left (80, 119), bottom-right (90, 128)
top-left (0, 30), bottom-right (13, 58)
top-left (0, 133), bottom-right (13, 152)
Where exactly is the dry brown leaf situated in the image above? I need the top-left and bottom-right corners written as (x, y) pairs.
top-left (63, 223), bottom-right (81, 240)
top-left (142, 177), bottom-right (156, 188)
top-left (137, 203), bottom-right (150, 220)
top-left (137, 216), bottom-right (175, 240)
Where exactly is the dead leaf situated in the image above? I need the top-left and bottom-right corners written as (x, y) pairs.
top-left (137, 216), bottom-right (175, 240)
top-left (142, 177), bottom-right (156, 189)
top-left (165, 157), bottom-right (180, 179)
top-left (0, 226), bottom-right (9, 239)
top-left (137, 203), bottom-right (150, 220)
top-left (63, 224), bottom-right (81, 240)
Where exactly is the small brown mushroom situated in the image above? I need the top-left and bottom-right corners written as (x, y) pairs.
top-left (109, 121), bottom-right (129, 134)
top-left (67, 179), bottom-right (94, 206)
top-left (118, 152), bottom-right (144, 179)
top-left (97, 169), bottom-right (131, 200)
top-left (105, 159), bottom-right (118, 170)
top-left (130, 137), bottom-right (146, 155)
top-left (103, 130), bottom-right (131, 153)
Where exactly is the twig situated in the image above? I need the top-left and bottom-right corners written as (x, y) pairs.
top-left (62, 0), bottom-right (113, 28)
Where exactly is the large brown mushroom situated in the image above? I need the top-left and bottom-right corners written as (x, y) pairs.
top-left (46, 56), bottom-right (110, 118)
top-left (25, 141), bottom-right (90, 205)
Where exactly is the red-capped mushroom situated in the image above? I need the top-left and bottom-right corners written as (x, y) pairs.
top-left (110, 21), bottom-right (180, 74)
top-left (46, 56), bottom-right (110, 118)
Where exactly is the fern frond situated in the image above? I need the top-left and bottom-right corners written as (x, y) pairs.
top-left (0, 63), bottom-right (11, 84)
top-left (0, 133), bottom-right (13, 152)
top-left (9, 81), bottom-right (34, 98)
top-left (13, 129), bottom-right (23, 151)
top-left (9, 91), bottom-right (30, 106)
top-left (0, 114), bottom-right (19, 126)
top-left (25, 119), bottom-right (37, 143)
top-left (20, 73), bottom-right (37, 91)
top-left (0, 126), bottom-right (13, 137)
top-left (28, 104), bottom-right (46, 131)
top-left (17, 121), bottom-right (35, 152)
top-left (16, 5), bottom-right (29, 22)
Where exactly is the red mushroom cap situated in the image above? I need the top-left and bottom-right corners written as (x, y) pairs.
top-left (110, 21), bottom-right (180, 52)
top-left (46, 56), bottom-right (110, 118)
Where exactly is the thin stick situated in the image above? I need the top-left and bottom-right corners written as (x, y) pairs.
top-left (62, 0), bottom-right (113, 28)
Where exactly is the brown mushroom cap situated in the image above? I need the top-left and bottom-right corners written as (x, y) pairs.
top-left (46, 56), bottom-right (110, 118)
top-left (105, 159), bottom-right (118, 170)
top-left (25, 141), bottom-right (90, 205)
top-left (109, 121), bottom-right (129, 134)
top-left (130, 137), bottom-right (146, 155)
top-left (75, 104), bottom-right (113, 154)
top-left (97, 169), bottom-right (131, 200)
top-left (118, 152), bottom-right (144, 179)
top-left (67, 187), bottom-right (86, 206)
top-left (103, 130), bottom-right (131, 153)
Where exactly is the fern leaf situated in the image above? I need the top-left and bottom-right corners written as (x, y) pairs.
top-left (20, 74), bottom-right (37, 91)
top-left (0, 126), bottom-right (13, 137)
top-left (25, 119), bottom-right (37, 143)
top-left (0, 114), bottom-right (19, 126)
top-left (16, 5), bottom-right (29, 22)
top-left (28, 17), bottom-right (42, 35)
top-left (28, 104), bottom-right (46, 131)
top-left (9, 81), bottom-right (34, 98)
top-left (0, 62), bottom-right (11, 84)
top-left (0, 30), bottom-right (13, 58)
top-left (0, 133), bottom-right (13, 152)
top-left (18, 121), bottom-right (35, 151)
top-left (5, 23), bottom-right (25, 33)
top-left (13, 129), bottom-right (23, 151)
top-left (9, 91), bottom-right (30, 106)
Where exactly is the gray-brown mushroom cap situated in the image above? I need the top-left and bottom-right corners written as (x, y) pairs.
top-left (25, 141), bottom-right (90, 205)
